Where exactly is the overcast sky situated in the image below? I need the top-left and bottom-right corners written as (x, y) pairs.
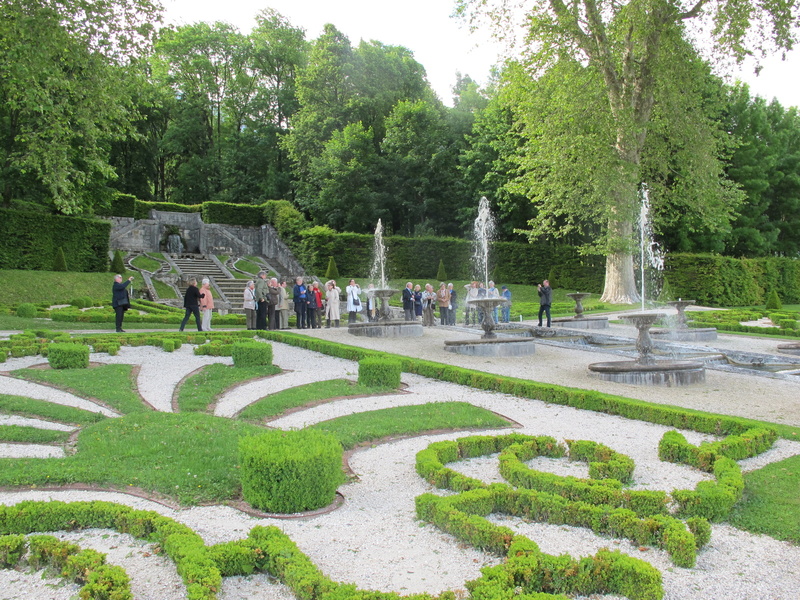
top-left (161, 0), bottom-right (799, 109)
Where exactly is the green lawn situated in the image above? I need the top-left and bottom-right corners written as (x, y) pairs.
top-left (12, 364), bottom-right (150, 415)
top-left (175, 363), bottom-right (282, 412)
top-left (0, 394), bottom-right (106, 425)
top-left (729, 454), bottom-right (800, 544)
top-left (0, 269), bottom-right (147, 305)
top-left (238, 379), bottom-right (396, 421)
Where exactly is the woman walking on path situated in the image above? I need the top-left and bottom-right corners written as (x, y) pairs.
top-left (448, 283), bottom-right (457, 325)
top-left (325, 280), bottom-right (341, 327)
top-left (179, 278), bottom-right (204, 332)
top-left (199, 278), bottom-right (214, 331)
top-left (346, 279), bottom-right (362, 324)
top-left (243, 281), bottom-right (256, 330)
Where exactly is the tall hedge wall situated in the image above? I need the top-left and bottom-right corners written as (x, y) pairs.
top-left (665, 254), bottom-right (800, 306)
top-left (0, 209), bottom-right (111, 272)
top-left (294, 226), bottom-right (606, 288)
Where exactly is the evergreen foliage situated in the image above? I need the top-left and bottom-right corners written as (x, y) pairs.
top-left (110, 250), bottom-right (126, 274)
top-left (324, 256), bottom-right (340, 279)
top-left (436, 258), bottom-right (447, 281)
top-left (765, 289), bottom-right (782, 310)
top-left (52, 247), bottom-right (68, 272)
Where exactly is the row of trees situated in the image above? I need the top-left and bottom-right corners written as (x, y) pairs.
top-left (2, 0), bottom-right (798, 301)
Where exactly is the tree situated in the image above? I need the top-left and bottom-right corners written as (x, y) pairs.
top-left (456, 0), bottom-right (800, 303)
top-left (0, 0), bottom-right (161, 213)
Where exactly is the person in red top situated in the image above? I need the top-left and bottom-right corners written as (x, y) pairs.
top-left (307, 281), bottom-right (323, 328)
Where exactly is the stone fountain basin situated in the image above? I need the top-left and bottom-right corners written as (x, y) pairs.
top-left (348, 321), bottom-right (423, 338)
top-left (444, 337), bottom-right (535, 357)
top-left (588, 360), bottom-right (705, 386)
top-left (651, 327), bottom-right (717, 341)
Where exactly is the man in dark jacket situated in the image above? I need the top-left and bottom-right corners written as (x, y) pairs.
top-left (111, 274), bottom-right (134, 332)
top-left (179, 277), bottom-right (205, 332)
top-left (537, 279), bottom-right (552, 327)
top-left (402, 282), bottom-right (415, 321)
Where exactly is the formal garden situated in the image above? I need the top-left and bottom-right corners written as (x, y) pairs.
top-left (1, 323), bottom-right (799, 599)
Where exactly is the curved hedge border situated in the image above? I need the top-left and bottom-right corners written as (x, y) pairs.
top-left (415, 434), bottom-right (706, 570)
top-left (0, 533), bottom-right (132, 599)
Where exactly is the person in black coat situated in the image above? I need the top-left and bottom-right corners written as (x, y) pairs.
top-left (111, 274), bottom-right (134, 332)
top-left (179, 277), bottom-right (205, 332)
top-left (537, 279), bottom-right (553, 327)
top-left (402, 282), bottom-right (415, 321)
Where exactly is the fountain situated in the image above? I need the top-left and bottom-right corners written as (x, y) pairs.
top-left (348, 220), bottom-right (422, 338)
top-left (552, 292), bottom-right (609, 330)
top-left (588, 312), bottom-right (705, 385)
top-left (638, 184), bottom-right (665, 310)
top-left (445, 198), bottom-right (534, 356)
top-left (652, 299), bottom-right (717, 342)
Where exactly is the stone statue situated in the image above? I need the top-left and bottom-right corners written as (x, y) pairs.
top-left (167, 233), bottom-right (184, 255)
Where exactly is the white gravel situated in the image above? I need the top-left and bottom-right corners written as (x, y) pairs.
top-left (0, 333), bottom-right (799, 599)
top-left (0, 374), bottom-right (117, 417)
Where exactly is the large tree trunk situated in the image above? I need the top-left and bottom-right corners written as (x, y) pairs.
top-left (600, 219), bottom-right (640, 304)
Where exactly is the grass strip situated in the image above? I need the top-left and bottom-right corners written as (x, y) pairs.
top-left (727, 454), bottom-right (800, 544)
top-left (0, 424), bottom-right (72, 444)
top-left (0, 394), bottom-right (105, 425)
top-left (0, 412), bottom-right (265, 505)
top-left (237, 379), bottom-right (393, 421)
top-left (311, 401), bottom-right (511, 449)
top-left (176, 363), bottom-right (282, 413)
top-left (12, 364), bottom-right (149, 414)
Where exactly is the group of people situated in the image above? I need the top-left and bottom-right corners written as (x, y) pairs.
top-left (401, 282), bottom-right (460, 327)
top-left (113, 271), bottom-right (549, 333)
top-left (462, 280), bottom-right (513, 326)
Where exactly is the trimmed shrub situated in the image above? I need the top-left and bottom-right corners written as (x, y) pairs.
top-left (325, 256), bottom-right (340, 280)
top-left (16, 303), bottom-right (39, 318)
top-left (231, 341), bottom-right (272, 367)
top-left (48, 343), bottom-right (90, 369)
top-left (53, 247), bottom-right (68, 272)
top-left (110, 250), bottom-right (126, 275)
top-left (358, 357), bottom-right (401, 388)
top-left (95, 192), bottom-right (137, 218)
top-left (162, 339), bottom-right (175, 353)
top-left (765, 289), bottom-right (782, 310)
top-left (436, 258), bottom-right (447, 281)
top-left (201, 201), bottom-right (265, 226)
top-left (239, 429), bottom-right (344, 513)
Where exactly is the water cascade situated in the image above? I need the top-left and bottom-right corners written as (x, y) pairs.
top-left (638, 184), bottom-right (664, 310)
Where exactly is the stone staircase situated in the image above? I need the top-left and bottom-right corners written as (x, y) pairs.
top-left (171, 256), bottom-right (248, 313)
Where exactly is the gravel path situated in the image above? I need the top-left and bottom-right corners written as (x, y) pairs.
top-left (0, 327), bottom-right (798, 599)
top-left (0, 374), bottom-right (118, 417)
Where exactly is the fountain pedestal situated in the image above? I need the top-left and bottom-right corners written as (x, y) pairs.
top-left (652, 299), bottom-right (717, 341)
top-left (446, 297), bottom-right (536, 356)
top-left (588, 312), bottom-right (705, 386)
top-left (553, 292), bottom-right (609, 329)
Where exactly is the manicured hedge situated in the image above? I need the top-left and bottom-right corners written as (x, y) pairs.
top-left (48, 343), bottom-right (89, 369)
top-left (95, 193), bottom-right (137, 218)
top-left (231, 341), bottom-right (272, 367)
top-left (0, 208), bottom-right (110, 272)
top-left (239, 430), bottom-right (344, 513)
top-left (666, 253), bottom-right (800, 306)
top-left (202, 202), bottom-right (265, 226)
top-left (132, 200), bottom-right (202, 220)
top-left (358, 357), bottom-right (401, 388)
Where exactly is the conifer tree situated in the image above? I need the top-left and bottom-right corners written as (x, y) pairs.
top-left (53, 247), bottom-right (68, 272)
top-left (325, 256), bottom-right (340, 280)
top-left (110, 250), bottom-right (126, 274)
top-left (436, 259), bottom-right (447, 282)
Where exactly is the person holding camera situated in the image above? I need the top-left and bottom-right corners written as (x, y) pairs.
top-left (537, 279), bottom-right (552, 327)
top-left (111, 274), bottom-right (134, 333)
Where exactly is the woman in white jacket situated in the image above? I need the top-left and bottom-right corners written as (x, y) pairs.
top-left (345, 279), bottom-right (362, 324)
top-left (242, 281), bottom-right (256, 330)
top-left (325, 280), bottom-right (341, 327)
